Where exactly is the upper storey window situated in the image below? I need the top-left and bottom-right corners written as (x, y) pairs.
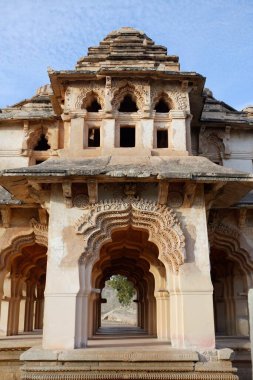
top-left (154, 98), bottom-right (170, 113)
top-left (83, 93), bottom-right (102, 112)
top-left (87, 99), bottom-right (101, 112)
top-left (34, 134), bottom-right (50, 151)
top-left (118, 95), bottom-right (138, 112)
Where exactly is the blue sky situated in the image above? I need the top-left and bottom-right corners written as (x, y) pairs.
top-left (0, 0), bottom-right (252, 110)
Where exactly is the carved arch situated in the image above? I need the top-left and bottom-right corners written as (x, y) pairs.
top-left (209, 221), bottom-right (253, 278)
top-left (0, 219), bottom-right (48, 272)
top-left (80, 90), bottom-right (103, 111)
top-left (75, 83), bottom-right (105, 110)
top-left (152, 91), bottom-right (173, 111)
top-left (151, 85), bottom-right (189, 111)
top-left (75, 199), bottom-right (185, 272)
top-left (111, 83), bottom-right (145, 112)
top-left (22, 126), bottom-right (52, 153)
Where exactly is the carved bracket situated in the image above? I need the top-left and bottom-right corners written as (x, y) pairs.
top-left (62, 182), bottom-right (72, 208)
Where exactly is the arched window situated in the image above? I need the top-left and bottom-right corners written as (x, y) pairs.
top-left (154, 98), bottom-right (170, 113)
top-left (34, 134), bottom-right (50, 151)
top-left (119, 95), bottom-right (138, 112)
top-left (86, 99), bottom-right (101, 112)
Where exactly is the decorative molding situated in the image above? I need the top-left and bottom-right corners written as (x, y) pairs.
top-left (30, 218), bottom-right (48, 247)
top-left (75, 199), bottom-right (185, 272)
top-left (75, 81), bottom-right (105, 110)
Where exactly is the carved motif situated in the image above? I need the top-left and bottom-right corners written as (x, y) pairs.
top-left (111, 79), bottom-right (147, 111)
top-left (167, 192), bottom-right (183, 208)
top-left (199, 127), bottom-right (231, 161)
top-left (151, 84), bottom-right (189, 111)
top-left (30, 218), bottom-right (48, 247)
top-left (75, 199), bottom-right (185, 272)
top-left (75, 81), bottom-right (105, 109)
top-left (73, 194), bottom-right (89, 209)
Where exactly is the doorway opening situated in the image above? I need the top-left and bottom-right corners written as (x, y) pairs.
top-left (101, 275), bottom-right (137, 330)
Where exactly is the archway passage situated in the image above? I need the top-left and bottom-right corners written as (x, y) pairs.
top-left (0, 243), bottom-right (47, 336)
top-left (210, 248), bottom-right (250, 337)
top-left (89, 227), bottom-right (168, 339)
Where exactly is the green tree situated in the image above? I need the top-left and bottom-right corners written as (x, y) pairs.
top-left (107, 275), bottom-right (135, 307)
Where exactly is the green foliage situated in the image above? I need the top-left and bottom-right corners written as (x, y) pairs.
top-left (107, 275), bottom-right (135, 307)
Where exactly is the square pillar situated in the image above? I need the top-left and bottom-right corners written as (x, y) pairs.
top-left (141, 118), bottom-right (154, 149)
top-left (170, 110), bottom-right (188, 152)
top-left (42, 185), bottom-right (80, 350)
top-left (169, 190), bottom-right (215, 350)
top-left (102, 118), bottom-right (115, 151)
top-left (69, 116), bottom-right (84, 151)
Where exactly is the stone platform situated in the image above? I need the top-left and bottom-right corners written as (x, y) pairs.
top-left (0, 329), bottom-right (251, 380)
top-left (20, 331), bottom-right (238, 380)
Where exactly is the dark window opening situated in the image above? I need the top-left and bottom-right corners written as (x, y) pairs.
top-left (119, 95), bottom-right (138, 112)
top-left (155, 99), bottom-right (170, 113)
top-left (88, 128), bottom-right (100, 147)
top-left (87, 99), bottom-right (101, 112)
top-left (157, 130), bottom-right (168, 148)
top-left (34, 134), bottom-right (50, 151)
top-left (120, 127), bottom-right (135, 147)
top-left (35, 160), bottom-right (45, 165)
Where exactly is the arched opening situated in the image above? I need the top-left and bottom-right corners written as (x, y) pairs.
top-left (90, 227), bottom-right (162, 338)
top-left (100, 275), bottom-right (137, 332)
top-left (82, 92), bottom-right (102, 112)
top-left (210, 247), bottom-right (249, 337)
top-left (118, 95), bottom-right (138, 112)
top-left (34, 134), bottom-right (50, 151)
top-left (0, 243), bottom-right (47, 336)
top-left (75, 200), bottom-right (184, 348)
top-left (154, 98), bottom-right (170, 113)
top-left (87, 99), bottom-right (101, 112)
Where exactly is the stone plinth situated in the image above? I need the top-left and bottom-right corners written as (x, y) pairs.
top-left (20, 347), bottom-right (238, 380)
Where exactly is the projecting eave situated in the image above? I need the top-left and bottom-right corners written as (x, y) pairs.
top-left (1, 156), bottom-right (253, 207)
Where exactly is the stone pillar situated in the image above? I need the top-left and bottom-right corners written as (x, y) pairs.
top-left (170, 110), bottom-right (188, 152)
top-left (0, 299), bottom-right (9, 335)
top-left (69, 116), bottom-right (85, 151)
top-left (42, 185), bottom-right (80, 349)
top-left (34, 285), bottom-right (44, 330)
top-left (7, 275), bottom-right (21, 335)
top-left (155, 291), bottom-right (170, 340)
top-left (19, 299), bottom-right (26, 332)
top-left (169, 190), bottom-right (215, 349)
top-left (248, 288), bottom-right (253, 378)
top-left (102, 117), bottom-right (115, 151)
top-left (24, 280), bottom-right (35, 332)
top-left (140, 118), bottom-right (154, 149)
